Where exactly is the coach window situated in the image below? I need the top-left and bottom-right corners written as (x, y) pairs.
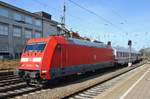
top-left (117, 52), bottom-right (119, 57)
top-left (119, 52), bottom-right (121, 57)
top-left (119, 52), bottom-right (120, 57)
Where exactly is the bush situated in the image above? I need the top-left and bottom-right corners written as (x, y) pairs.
top-left (0, 59), bottom-right (19, 70)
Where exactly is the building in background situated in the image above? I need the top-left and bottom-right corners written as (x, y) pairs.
top-left (0, 1), bottom-right (60, 59)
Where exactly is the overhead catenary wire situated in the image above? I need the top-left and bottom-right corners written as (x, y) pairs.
top-left (68, 0), bottom-right (127, 32)
top-left (35, 0), bottom-right (128, 33)
top-left (33, 0), bottom-right (128, 43)
top-left (33, 0), bottom-right (92, 25)
top-left (33, 0), bottom-right (119, 31)
top-left (98, 1), bottom-right (127, 24)
top-left (33, 0), bottom-right (101, 35)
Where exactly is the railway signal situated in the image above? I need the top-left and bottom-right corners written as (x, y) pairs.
top-left (128, 40), bottom-right (132, 66)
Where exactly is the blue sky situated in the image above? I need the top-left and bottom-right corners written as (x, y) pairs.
top-left (2, 0), bottom-right (150, 50)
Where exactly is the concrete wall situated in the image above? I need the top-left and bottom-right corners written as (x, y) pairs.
top-left (0, 2), bottom-right (59, 59)
top-left (43, 20), bottom-right (59, 37)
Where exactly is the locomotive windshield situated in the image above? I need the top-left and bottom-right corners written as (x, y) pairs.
top-left (24, 43), bottom-right (46, 52)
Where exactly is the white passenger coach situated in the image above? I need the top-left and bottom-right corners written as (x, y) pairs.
top-left (113, 46), bottom-right (138, 65)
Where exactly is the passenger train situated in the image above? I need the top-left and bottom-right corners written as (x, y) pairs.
top-left (17, 36), bottom-right (139, 85)
top-left (114, 47), bottom-right (138, 65)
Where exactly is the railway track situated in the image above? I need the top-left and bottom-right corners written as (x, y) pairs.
top-left (0, 86), bottom-right (42, 98)
top-left (65, 62), bottom-right (145, 99)
top-left (0, 69), bottom-right (42, 98)
top-left (12, 62), bottom-right (144, 99)
top-left (0, 62), bottom-right (144, 99)
top-left (66, 71), bottom-right (134, 99)
top-left (0, 69), bottom-right (14, 76)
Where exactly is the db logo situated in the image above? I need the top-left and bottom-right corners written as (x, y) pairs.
top-left (94, 55), bottom-right (97, 60)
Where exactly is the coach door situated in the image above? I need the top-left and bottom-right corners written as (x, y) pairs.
top-left (61, 45), bottom-right (67, 68)
top-left (60, 45), bottom-right (67, 75)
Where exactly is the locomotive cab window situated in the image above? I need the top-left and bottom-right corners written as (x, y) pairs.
top-left (24, 42), bottom-right (46, 52)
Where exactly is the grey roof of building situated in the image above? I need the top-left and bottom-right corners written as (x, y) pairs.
top-left (0, 1), bottom-right (59, 25)
top-left (0, 1), bottom-right (41, 18)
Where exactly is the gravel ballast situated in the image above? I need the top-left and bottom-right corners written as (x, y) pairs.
top-left (14, 62), bottom-right (144, 99)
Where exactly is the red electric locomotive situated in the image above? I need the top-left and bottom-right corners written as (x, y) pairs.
top-left (18, 36), bottom-right (114, 85)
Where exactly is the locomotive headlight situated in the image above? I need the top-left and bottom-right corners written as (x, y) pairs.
top-left (33, 57), bottom-right (42, 62)
top-left (41, 70), bottom-right (47, 73)
top-left (21, 58), bottom-right (28, 62)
